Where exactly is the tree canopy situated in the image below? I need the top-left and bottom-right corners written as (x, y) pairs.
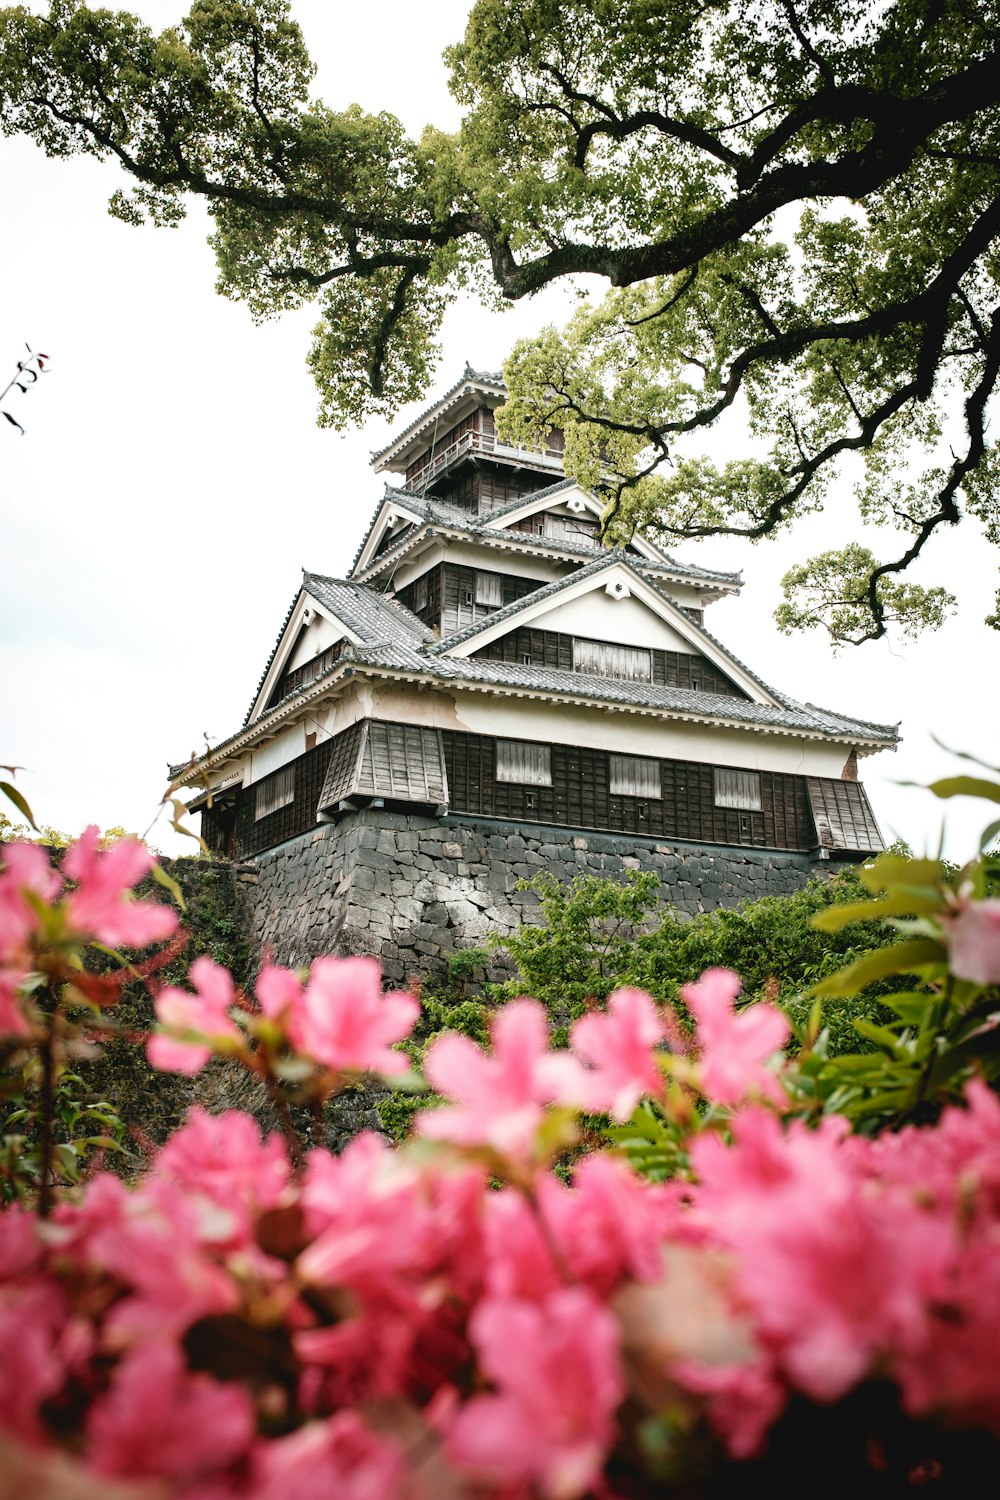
top-left (3, 0), bottom-right (1000, 642)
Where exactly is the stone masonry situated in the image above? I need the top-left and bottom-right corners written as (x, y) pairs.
top-left (246, 809), bottom-right (826, 982)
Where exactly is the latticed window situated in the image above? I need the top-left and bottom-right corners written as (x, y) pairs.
top-left (609, 754), bottom-right (662, 798)
top-left (573, 639), bottom-right (653, 681)
top-left (495, 739), bottom-right (552, 786)
top-left (413, 573), bottom-right (429, 612)
top-left (475, 571), bottom-right (503, 607)
top-left (714, 768), bottom-right (762, 810)
top-left (255, 764), bottom-right (295, 820)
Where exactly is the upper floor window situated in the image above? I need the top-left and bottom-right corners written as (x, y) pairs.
top-left (475, 571), bottom-right (503, 608)
top-left (495, 739), bottom-right (552, 786)
top-left (255, 764), bottom-right (295, 820)
top-left (573, 639), bottom-right (653, 682)
top-left (714, 768), bottom-right (761, 810)
top-left (609, 754), bottom-right (661, 799)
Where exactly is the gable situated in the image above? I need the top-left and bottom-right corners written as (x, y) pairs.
top-left (441, 559), bottom-right (779, 705)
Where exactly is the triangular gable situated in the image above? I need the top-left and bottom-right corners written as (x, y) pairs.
top-left (441, 559), bottom-right (781, 707)
top-left (482, 484), bottom-right (678, 569)
top-left (246, 586), bottom-right (361, 726)
top-left (350, 490), bottom-right (428, 577)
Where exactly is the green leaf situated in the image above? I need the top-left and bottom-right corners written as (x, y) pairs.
top-left (812, 938), bottom-right (946, 998)
top-left (925, 776), bottom-right (1000, 806)
top-left (150, 859), bottom-right (186, 912)
top-left (852, 1018), bottom-right (906, 1052)
top-left (0, 779), bottom-right (38, 830)
top-left (880, 991), bottom-right (935, 1024)
top-left (859, 857), bottom-right (946, 893)
top-left (812, 890), bottom-right (941, 931)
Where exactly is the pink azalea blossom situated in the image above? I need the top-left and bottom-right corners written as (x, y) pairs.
top-left (941, 897), bottom-right (1000, 986)
top-left (690, 1110), bottom-right (953, 1402)
top-left (683, 967), bottom-right (789, 1107)
top-left (417, 999), bottom-right (587, 1160)
top-left (251, 1412), bottom-right (405, 1500)
top-left (86, 1341), bottom-right (254, 1481)
top-left (255, 963), bottom-right (305, 1020)
top-left (148, 955), bottom-right (242, 1074)
top-left (0, 841), bottom-right (59, 951)
top-left (0, 1280), bottom-right (69, 1443)
top-left (447, 1288), bottom-right (624, 1499)
top-left (0, 843), bottom-right (61, 1033)
top-left (286, 955), bottom-right (418, 1075)
top-left (155, 1108), bottom-right (289, 1246)
top-left (63, 826), bottom-right (178, 949)
top-left (570, 987), bottom-right (667, 1119)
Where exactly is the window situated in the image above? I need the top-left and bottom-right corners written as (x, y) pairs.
top-left (475, 571), bottom-right (502, 607)
top-left (255, 764), bottom-right (295, 820)
top-left (573, 639), bottom-right (653, 681)
top-left (714, 768), bottom-right (762, 810)
top-left (413, 573), bottom-right (429, 612)
top-left (496, 739), bottom-right (552, 786)
top-left (610, 754), bottom-right (661, 798)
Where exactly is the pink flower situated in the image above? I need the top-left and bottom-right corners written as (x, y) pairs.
top-left (682, 968), bottom-right (789, 1108)
top-left (155, 1108), bottom-right (289, 1246)
top-left (251, 1413), bottom-right (405, 1500)
top-left (86, 1341), bottom-right (254, 1481)
top-left (255, 963), bottom-right (304, 1020)
top-left (942, 897), bottom-right (1000, 986)
top-left (0, 1280), bottom-right (69, 1444)
top-left (570, 987), bottom-right (667, 1119)
top-left (287, 956), bottom-right (417, 1075)
top-left (417, 999), bottom-right (587, 1161)
top-left (0, 842), bottom-right (59, 951)
top-left (63, 826), bottom-right (178, 949)
top-left (447, 1288), bottom-right (623, 1499)
top-left (148, 955), bottom-right (242, 1074)
top-left (690, 1110), bottom-right (952, 1402)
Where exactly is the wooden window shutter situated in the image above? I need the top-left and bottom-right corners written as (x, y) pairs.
top-left (255, 764), bottom-right (295, 820)
top-left (495, 739), bottom-right (553, 786)
top-left (713, 768), bottom-right (762, 810)
top-left (609, 754), bottom-right (662, 798)
top-left (806, 778), bottom-right (884, 853)
top-left (573, 639), bottom-right (653, 681)
top-left (475, 571), bottom-right (502, 607)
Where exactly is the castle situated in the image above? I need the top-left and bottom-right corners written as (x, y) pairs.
top-left (171, 368), bottom-right (896, 976)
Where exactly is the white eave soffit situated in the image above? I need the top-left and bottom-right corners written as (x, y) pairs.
top-left (444, 561), bottom-right (780, 707)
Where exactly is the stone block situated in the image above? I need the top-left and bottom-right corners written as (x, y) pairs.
top-left (442, 841), bottom-right (463, 858)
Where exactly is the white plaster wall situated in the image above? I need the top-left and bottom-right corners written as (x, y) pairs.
top-left (287, 616), bottom-right (343, 670)
top-left (251, 725), bottom-right (305, 782)
top-left (352, 681), bottom-right (855, 777)
top-left (530, 590), bottom-right (697, 652)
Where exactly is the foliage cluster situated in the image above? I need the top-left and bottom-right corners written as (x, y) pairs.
top-left (4, 0), bottom-right (1000, 639)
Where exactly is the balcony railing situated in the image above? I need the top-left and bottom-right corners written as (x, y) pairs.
top-left (407, 430), bottom-right (565, 488)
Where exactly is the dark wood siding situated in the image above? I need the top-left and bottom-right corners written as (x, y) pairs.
top-left (266, 642), bottom-right (344, 711)
top-left (316, 720), bottom-right (366, 811)
top-left (233, 739), bottom-right (335, 857)
top-left (472, 626), bottom-right (749, 698)
top-left (441, 565), bottom-right (543, 635)
top-left (442, 730), bottom-right (820, 850)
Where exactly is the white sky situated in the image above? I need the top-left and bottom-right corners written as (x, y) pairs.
top-left (1, 0), bottom-right (997, 861)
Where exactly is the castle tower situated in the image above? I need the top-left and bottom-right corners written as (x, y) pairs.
top-left (171, 368), bottom-right (896, 974)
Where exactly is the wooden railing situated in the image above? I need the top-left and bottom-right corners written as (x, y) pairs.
top-left (407, 430), bottom-right (565, 488)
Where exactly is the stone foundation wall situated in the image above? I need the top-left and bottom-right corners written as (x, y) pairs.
top-left (245, 810), bottom-right (825, 982)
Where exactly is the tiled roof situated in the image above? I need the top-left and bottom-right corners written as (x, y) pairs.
top-left (302, 573), bottom-right (434, 648)
top-left (351, 485), bottom-right (741, 589)
top-left (369, 366), bottom-right (505, 467)
top-left (241, 574), bottom-right (431, 727)
top-left (422, 655), bottom-right (898, 739)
